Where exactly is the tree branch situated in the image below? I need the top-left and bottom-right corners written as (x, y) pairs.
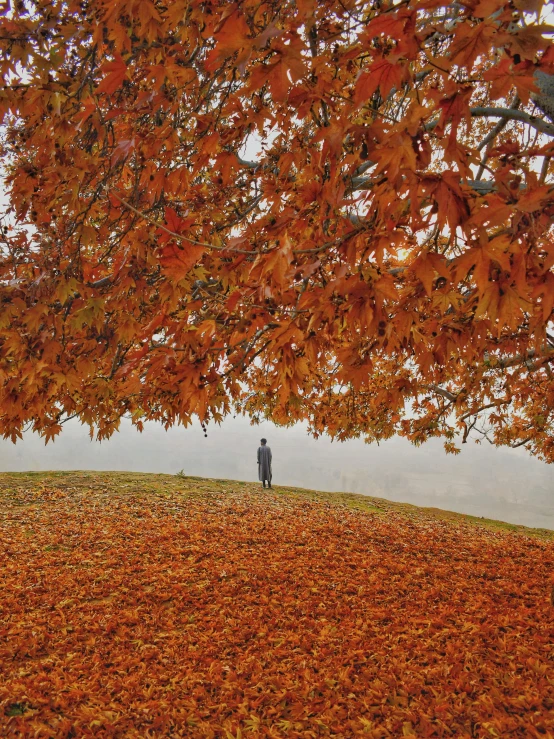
top-left (459, 400), bottom-right (509, 422)
top-left (510, 437), bottom-right (532, 449)
top-left (236, 155), bottom-right (260, 169)
top-left (476, 97), bottom-right (520, 152)
top-left (484, 347), bottom-right (554, 370)
top-left (90, 276), bottom-right (113, 288)
top-left (470, 107), bottom-right (554, 137)
top-left (351, 173), bottom-right (499, 196)
top-left (425, 384), bottom-right (458, 402)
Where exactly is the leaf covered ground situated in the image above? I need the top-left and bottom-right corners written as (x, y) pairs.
top-left (0, 472), bottom-right (553, 738)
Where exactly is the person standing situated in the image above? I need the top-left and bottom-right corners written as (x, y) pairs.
top-left (257, 438), bottom-right (272, 488)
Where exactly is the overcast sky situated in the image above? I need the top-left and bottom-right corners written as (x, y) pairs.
top-left (1, 417), bottom-right (553, 531)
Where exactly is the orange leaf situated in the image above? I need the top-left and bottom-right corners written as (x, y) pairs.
top-left (159, 243), bottom-right (204, 281)
top-left (267, 59), bottom-right (291, 103)
top-left (437, 87), bottom-right (472, 137)
top-left (449, 22), bottom-right (497, 70)
top-left (515, 186), bottom-right (551, 213)
top-left (204, 11), bottom-right (252, 70)
top-left (355, 59), bottom-right (406, 105)
top-left (96, 53), bottom-right (128, 95)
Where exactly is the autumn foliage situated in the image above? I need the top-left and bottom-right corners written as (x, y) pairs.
top-left (1, 1), bottom-right (554, 456)
top-left (0, 473), bottom-right (553, 737)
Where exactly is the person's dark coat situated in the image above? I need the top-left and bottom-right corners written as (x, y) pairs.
top-left (257, 445), bottom-right (272, 483)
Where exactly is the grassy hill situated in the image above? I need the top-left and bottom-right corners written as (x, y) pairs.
top-left (1, 471), bottom-right (553, 737)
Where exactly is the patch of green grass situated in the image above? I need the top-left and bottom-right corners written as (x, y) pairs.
top-left (5, 703), bottom-right (28, 717)
top-left (277, 485), bottom-right (384, 514)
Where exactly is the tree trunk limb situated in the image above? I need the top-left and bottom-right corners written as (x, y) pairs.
top-left (470, 107), bottom-right (554, 137)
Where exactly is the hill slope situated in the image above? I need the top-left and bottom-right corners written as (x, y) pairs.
top-left (1, 472), bottom-right (553, 738)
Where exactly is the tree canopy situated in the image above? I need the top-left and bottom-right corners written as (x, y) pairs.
top-left (1, 0), bottom-right (554, 459)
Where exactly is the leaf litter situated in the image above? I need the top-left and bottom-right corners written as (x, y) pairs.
top-left (0, 472), bottom-right (552, 738)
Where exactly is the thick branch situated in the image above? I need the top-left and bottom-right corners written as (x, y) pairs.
top-left (351, 173), bottom-right (499, 195)
top-left (425, 384), bottom-right (457, 402)
top-left (90, 276), bottom-right (113, 288)
top-left (477, 97), bottom-right (520, 152)
top-left (510, 437), bottom-right (532, 449)
top-left (236, 156), bottom-right (260, 169)
top-left (532, 71), bottom-right (554, 125)
top-left (484, 347), bottom-right (554, 370)
top-left (470, 107), bottom-right (554, 137)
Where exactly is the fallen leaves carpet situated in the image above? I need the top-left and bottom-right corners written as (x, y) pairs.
top-left (0, 473), bottom-right (553, 738)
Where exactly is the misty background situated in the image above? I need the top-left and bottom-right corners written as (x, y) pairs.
top-left (0, 417), bottom-right (553, 530)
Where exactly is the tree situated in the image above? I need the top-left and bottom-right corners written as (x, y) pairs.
top-left (0, 0), bottom-right (553, 459)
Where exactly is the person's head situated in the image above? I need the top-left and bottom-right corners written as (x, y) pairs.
top-left (260, 438), bottom-right (267, 445)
